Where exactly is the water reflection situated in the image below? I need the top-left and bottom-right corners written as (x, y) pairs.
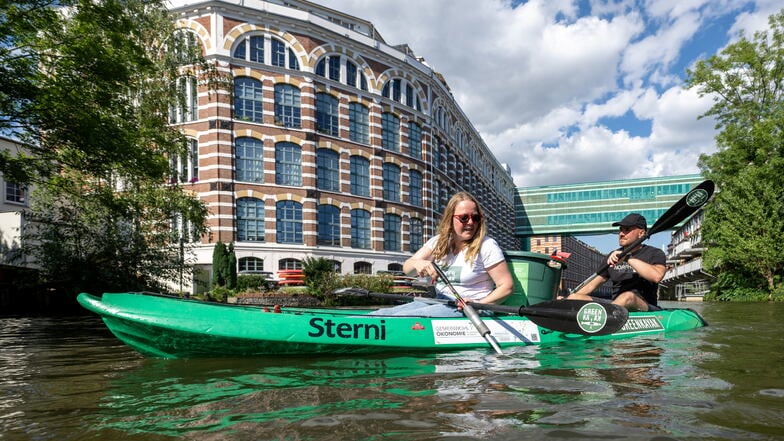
top-left (2, 304), bottom-right (783, 440)
top-left (90, 339), bottom-right (700, 439)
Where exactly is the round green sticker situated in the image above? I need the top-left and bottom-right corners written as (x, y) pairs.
top-left (577, 303), bottom-right (608, 334)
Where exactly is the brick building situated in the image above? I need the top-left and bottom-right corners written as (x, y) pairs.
top-left (166, 0), bottom-right (518, 292)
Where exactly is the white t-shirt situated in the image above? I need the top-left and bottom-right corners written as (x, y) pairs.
top-left (424, 235), bottom-right (506, 301)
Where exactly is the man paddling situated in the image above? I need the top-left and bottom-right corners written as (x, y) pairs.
top-left (565, 213), bottom-right (666, 311)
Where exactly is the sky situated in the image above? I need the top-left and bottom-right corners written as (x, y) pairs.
top-left (312, 0), bottom-right (784, 251)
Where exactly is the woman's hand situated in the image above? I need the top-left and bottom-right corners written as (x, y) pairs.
top-left (412, 259), bottom-right (436, 279)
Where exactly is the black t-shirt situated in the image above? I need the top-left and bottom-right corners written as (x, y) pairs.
top-left (598, 244), bottom-right (666, 306)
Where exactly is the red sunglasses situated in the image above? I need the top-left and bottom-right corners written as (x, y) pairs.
top-left (453, 214), bottom-right (482, 224)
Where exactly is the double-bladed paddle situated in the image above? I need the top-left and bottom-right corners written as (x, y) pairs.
top-left (335, 288), bottom-right (629, 336)
top-left (570, 179), bottom-right (715, 294)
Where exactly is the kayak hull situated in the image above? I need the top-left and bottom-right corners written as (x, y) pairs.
top-left (78, 292), bottom-right (707, 358)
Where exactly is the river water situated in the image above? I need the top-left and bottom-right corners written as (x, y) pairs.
top-left (1, 301), bottom-right (783, 440)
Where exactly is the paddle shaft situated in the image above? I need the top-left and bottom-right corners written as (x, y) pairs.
top-left (570, 180), bottom-right (715, 294)
top-left (335, 289), bottom-right (629, 336)
top-left (431, 263), bottom-right (503, 355)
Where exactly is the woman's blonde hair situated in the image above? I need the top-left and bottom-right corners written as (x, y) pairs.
top-left (432, 191), bottom-right (488, 266)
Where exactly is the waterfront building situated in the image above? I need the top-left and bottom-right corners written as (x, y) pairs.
top-left (0, 136), bottom-right (31, 270)
top-left (660, 209), bottom-right (711, 301)
top-left (165, 0), bottom-right (518, 292)
top-left (518, 175), bottom-right (707, 299)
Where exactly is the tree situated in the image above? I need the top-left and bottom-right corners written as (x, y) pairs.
top-left (687, 9), bottom-right (784, 299)
top-left (700, 162), bottom-right (784, 298)
top-left (2, 0), bottom-right (215, 296)
top-left (226, 243), bottom-right (237, 290)
top-left (303, 256), bottom-right (338, 299)
top-left (211, 242), bottom-right (228, 288)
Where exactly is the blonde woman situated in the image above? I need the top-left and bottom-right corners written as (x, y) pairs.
top-left (374, 192), bottom-right (513, 317)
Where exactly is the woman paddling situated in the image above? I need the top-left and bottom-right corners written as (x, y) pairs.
top-left (370, 191), bottom-right (513, 317)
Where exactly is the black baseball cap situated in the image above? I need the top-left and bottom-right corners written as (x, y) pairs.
top-left (612, 213), bottom-right (647, 229)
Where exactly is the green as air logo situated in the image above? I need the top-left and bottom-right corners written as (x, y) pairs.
top-left (686, 188), bottom-right (709, 207)
top-left (577, 303), bottom-right (607, 334)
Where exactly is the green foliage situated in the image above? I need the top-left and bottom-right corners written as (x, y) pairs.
top-left (771, 284), bottom-right (784, 301)
top-left (279, 286), bottom-right (310, 295)
top-left (4, 0), bottom-right (217, 295)
top-left (312, 272), bottom-right (395, 306)
top-left (236, 274), bottom-right (275, 292)
top-left (210, 242), bottom-right (237, 289)
top-left (687, 9), bottom-right (784, 300)
top-left (302, 257), bottom-right (337, 298)
top-left (701, 163), bottom-right (784, 293)
top-left (704, 267), bottom-right (770, 302)
top-left (300, 258), bottom-right (396, 304)
top-left (226, 243), bottom-right (237, 290)
top-left (206, 285), bottom-right (233, 303)
top-left (341, 274), bottom-right (394, 293)
top-left (211, 242), bottom-right (227, 287)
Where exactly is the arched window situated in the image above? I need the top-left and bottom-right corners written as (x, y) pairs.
top-left (410, 218), bottom-right (424, 252)
top-left (315, 55), bottom-right (368, 90)
top-left (234, 77), bottom-right (263, 122)
top-left (317, 204), bottom-right (341, 246)
top-left (279, 258), bottom-right (302, 270)
top-left (239, 257), bottom-right (264, 273)
top-left (345, 60), bottom-right (368, 90)
top-left (330, 260), bottom-right (342, 273)
top-left (381, 112), bottom-right (399, 152)
top-left (351, 209), bottom-right (371, 249)
top-left (315, 93), bottom-right (339, 136)
top-left (382, 163), bottom-right (400, 202)
top-left (271, 39), bottom-right (299, 69)
top-left (169, 76), bottom-right (197, 123)
top-left (317, 148), bottom-right (340, 192)
top-left (276, 200), bottom-right (302, 244)
top-left (171, 29), bottom-right (200, 65)
top-left (388, 263), bottom-right (403, 272)
top-left (235, 137), bottom-right (264, 183)
top-left (382, 78), bottom-right (421, 111)
top-left (170, 138), bottom-right (199, 184)
top-left (234, 35), bottom-right (300, 69)
top-left (236, 197), bottom-right (265, 241)
top-left (349, 102), bottom-right (369, 144)
top-left (275, 142), bottom-right (301, 186)
top-left (233, 35), bottom-right (264, 62)
top-left (349, 155), bottom-right (370, 197)
top-left (234, 136), bottom-right (264, 182)
top-left (384, 213), bottom-right (401, 251)
top-left (274, 84), bottom-right (301, 128)
top-left (354, 261), bottom-right (372, 274)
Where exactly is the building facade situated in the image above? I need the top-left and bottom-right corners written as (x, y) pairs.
top-left (166, 0), bottom-right (518, 292)
top-left (1, 136), bottom-right (31, 269)
top-left (518, 175), bottom-right (708, 300)
top-left (516, 174), bottom-right (704, 238)
top-left (527, 234), bottom-right (612, 297)
top-left (660, 209), bottom-right (711, 300)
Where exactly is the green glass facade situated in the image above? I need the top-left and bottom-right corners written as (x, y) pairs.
top-left (516, 175), bottom-right (704, 237)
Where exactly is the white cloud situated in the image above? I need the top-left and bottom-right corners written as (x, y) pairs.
top-left (312, 0), bottom-right (779, 187)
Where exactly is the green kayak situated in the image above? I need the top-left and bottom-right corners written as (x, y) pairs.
top-left (77, 292), bottom-right (707, 358)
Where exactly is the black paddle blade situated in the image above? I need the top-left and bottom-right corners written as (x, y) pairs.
top-left (473, 300), bottom-right (628, 336)
top-left (648, 179), bottom-right (715, 235)
top-left (522, 300), bottom-right (629, 335)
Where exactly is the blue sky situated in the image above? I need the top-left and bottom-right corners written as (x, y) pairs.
top-left (313, 0), bottom-right (783, 251)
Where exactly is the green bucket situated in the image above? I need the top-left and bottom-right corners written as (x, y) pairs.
top-left (501, 251), bottom-right (566, 306)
